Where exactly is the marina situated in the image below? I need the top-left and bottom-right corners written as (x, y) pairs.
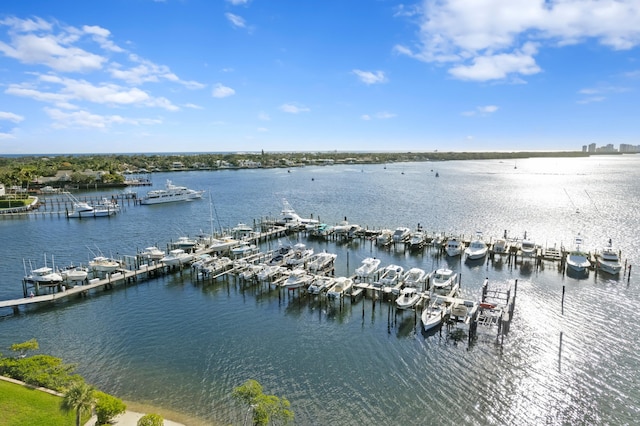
top-left (1, 156), bottom-right (639, 425)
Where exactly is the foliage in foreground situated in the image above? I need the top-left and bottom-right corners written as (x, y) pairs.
top-left (94, 390), bottom-right (127, 425)
top-left (61, 382), bottom-right (95, 426)
top-left (233, 379), bottom-right (294, 426)
top-left (137, 413), bottom-right (164, 426)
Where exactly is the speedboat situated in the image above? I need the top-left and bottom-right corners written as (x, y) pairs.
top-left (170, 236), bottom-right (198, 250)
top-left (595, 239), bottom-right (623, 275)
top-left (140, 179), bottom-right (204, 205)
top-left (23, 258), bottom-right (64, 285)
top-left (566, 236), bottom-right (590, 274)
top-left (59, 265), bottom-right (89, 282)
top-left (376, 229), bottom-right (393, 246)
top-left (465, 235), bottom-right (488, 260)
top-left (141, 246), bottom-right (166, 261)
top-left (492, 238), bottom-right (510, 255)
top-left (402, 267), bottom-right (427, 289)
top-left (421, 295), bottom-right (453, 331)
top-left (283, 268), bottom-right (314, 290)
top-left (308, 276), bottom-right (336, 295)
top-left (277, 198), bottom-right (319, 228)
top-left (449, 298), bottom-right (480, 325)
top-left (161, 249), bottom-right (194, 267)
top-left (307, 252), bottom-right (337, 273)
top-left (66, 194), bottom-right (120, 218)
top-left (89, 256), bottom-right (121, 273)
top-left (430, 268), bottom-right (457, 290)
top-left (445, 237), bottom-right (464, 257)
top-left (327, 277), bottom-right (353, 299)
top-left (355, 257), bottom-right (381, 281)
top-left (256, 265), bottom-right (285, 282)
top-left (392, 227), bottom-right (411, 243)
top-left (378, 264), bottom-right (404, 287)
top-left (231, 241), bottom-right (258, 259)
top-left (286, 243), bottom-right (314, 266)
top-left (239, 264), bottom-right (264, 281)
top-left (408, 231), bottom-right (426, 250)
top-left (396, 286), bottom-right (422, 310)
top-left (520, 239), bottom-right (537, 258)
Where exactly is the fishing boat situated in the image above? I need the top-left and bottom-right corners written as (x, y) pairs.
top-left (465, 233), bottom-right (488, 260)
top-left (308, 276), bottom-right (336, 295)
top-left (396, 286), bottom-right (422, 310)
top-left (161, 249), bottom-right (194, 267)
top-left (354, 257), bottom-right (381, 281)
top-left (59, 265), bottom-right (89, 282)
top-left (392, 227), bottom-right (411, 243)
top-left (307, 251), bottom-right (337, 273)
top-left (378, 264), bottom-right (404, 287)
top-left (421, 295), bottom-right (453, 331)
top-left (283, 268), bottom-right (314, 290)
top-left (566, 236), bottom-right (591, 274)
top-left (66, 193), bottom-right (120, 218)
top-left (23, 256), bottom-right (63, 285)
top-left (89, 256), bottom-right (121, 273)
top-left (408, 231), bottom-right (426, 250)
top-left (376, 229), bottom-right (393, 246)
top-left (445, 237), bottom-right (464, 257)
top-left (140, 180), bottom-right (204, 205)
top-left (327, 277), bottom-right (353, 299)
top-left (429, 268), bottom-right (458, 290)
top-left (402, 267), bottom-right (427, 289)
top-left (595, 239), bottom-right (623, 275)
top-left (140, 246), bottom-right (166, 261)
top-left (286, 243), bottom-right (314, 266)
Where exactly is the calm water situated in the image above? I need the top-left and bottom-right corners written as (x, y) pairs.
top-left (1, 156), bottom-right (639, 425)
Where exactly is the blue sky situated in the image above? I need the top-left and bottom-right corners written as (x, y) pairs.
top-left (1, 0), bottom-right (639, 154)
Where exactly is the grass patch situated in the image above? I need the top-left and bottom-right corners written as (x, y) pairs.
top-left (0, 380), bottom-right (89, 426)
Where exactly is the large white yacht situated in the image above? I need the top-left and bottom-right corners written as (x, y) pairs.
top-left (140, 180), bottom-right (204, 205)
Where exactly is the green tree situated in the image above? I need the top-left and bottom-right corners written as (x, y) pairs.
top-left (233, 379), bottom-right (294, 426)
top-left (137, 413), bottom-right (164, 426)
top-left (94, 390), bottom-right (126, 425)
top-left (11, 338), bottom-right (39, 358)
top-left (61, 381), bottom-right (95, 426)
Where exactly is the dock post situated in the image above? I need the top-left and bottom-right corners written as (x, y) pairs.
top-left (561, 285), bottom-right (565, 315)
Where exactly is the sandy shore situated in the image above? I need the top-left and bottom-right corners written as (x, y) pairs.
top-left (84, 410), bottom-right (185, 426)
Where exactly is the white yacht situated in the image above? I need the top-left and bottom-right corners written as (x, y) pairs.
top-left (161, 249), bottom-right (194, 267)
top-left (286, 243), bottom-right (314, 266)
top-left (465, 234), bottom-right (488, 260)
top-left (283, 268), bottom-right (314, 290)
top-left (308, 276), bottom-right (336, 295)
top-left (140, 180), bottom-right (204, 205)
top-left (141, 246), bottom-right (166, 261)
top-left (392, 227), bottom-right (411, 243)
top-left (408, 231), bottom-right (426, 250)
top-left (595, 239), bottom-right (623, 275)
top-left (566, 236), bottom-right (591, 274)
top-left (278, 198), bottom-right (319, 227)
top-left (376, 229), bottom-right (393, 246)
top-left (355, 257), bottom-right (381, 281)
top-left (66, 193), bottom-right (120, 218)
top-left (445, 237), bottom-right (464, 257)
top-left (430, 268), bottom-right (458, 290)
top-left (89, 256), bottom-right (121, 273)
top-left (307, 252), bottom-right (337, 273)
top-left (402, 267), bottom-right (427, 289)
top-left (327, 277), bottom-right (353, 299)
top-left (378, 264), bottom-right (404, 287)
top-left (396, 286), bottom-right (422, 310)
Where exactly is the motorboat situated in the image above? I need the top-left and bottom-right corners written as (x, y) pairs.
top-left (191, 253), bottom-right (215, 271)
top-left (140, 246), bottom-right (166, 261)
top-left (277, 198), bottom-right (319, 228)
top-left (170, 236), bottom-right (198, 250)
top-left (465, 234), bottom-right (488, 260)
top-left (307, 252), bottom-right (337, 273)
top-left (408, 231), bottom-right (426, 250)
top-left (445, 237), bottom-right (464, 257)
top-left (492, 238), bottom-right (510, 256)
top-left (566, 236), bottom-right (591, 274)
top-left (239, 264), bottom-right (264, 281)
top-left (396, 286), bottom-right (422, 310)
top-left (207, 237), bottom-right (240, 253)
top-left (378, 264), bottom-right (404, 287)
top-left (201, 257), bottom-right (233, 276)
top-left (430, 268), bottom-right (458, 290)
top-left (355, 257), bottom-right (381, 281)
top-left (140, 179), bottom-right (204, 205)
top-left (331, 221), bottom-right (361, 239)
top-left (24, 256), bottom-right (64, 285)
top-left (256, 264), bottom-right (285, 282)
top-left (231, 241), bottom-right (258, 259)
top-left (376, 229), bottom-right (393, 246)
top-left (327, 277), bottom-right (353, 299)
top-left (392, 227), bottom-right (411, 243)
top-left (59, 265), bottom-right (89, 282)
top-left (449, 298), bottom-right (480, 325)
top-left (89, 256), bottom-right (121, 273)
top-left (283, 268), bottom-right (314, 290)
top-left (520, 239), bottom-right (537, 258)
top-left (402, 267), bottom-right (427, 289)
top-left (595, 239), bottom-right (623, 275)
top-left (231, 223), bottom-right (256, 240)
top-left (308, 276), bottom-right (336, 295)
top-left (161, 249), bottom-right (194, 267)
top-left (66, 193), bottom-right (120, 218)
top-left (286, 243), bottom-right (314, 266)
top-left (421, 295), bottom-right (453, 331)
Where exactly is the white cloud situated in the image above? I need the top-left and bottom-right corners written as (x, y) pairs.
top-left (462, 105), bottom-right (499, 116)
top-left (362, 112), bottom-right (396, 120)
top-left (398, 0), bottom-right (640, 81)
top-left (280, 103), bottom-right (310, 114)
top-left (257, 127), bottom-right (268, 132)
top-left (0, 132), bottom-right (17, 139)
top-left (352, 69), bottom-right (387, 85)
top-left (0, 111), bottom-right (24, 122)
top-left (258, 111), bottom-right (270, 121)
top-left (225, 13), bottom-right (247, 29)
top-left (227, 0), bottom-right (250, 4)
top-left (45, 107), bottom-right (161, 129)
top-left (212, 83), bottom-right (235, 98)
top-left (361, 114), bottom-right (371, 121)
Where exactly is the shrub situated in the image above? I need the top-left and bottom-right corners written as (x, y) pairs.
top-left (137, 413), bottom-right (164, 426)
top-left (94, 391), bottom-right (126, 425)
